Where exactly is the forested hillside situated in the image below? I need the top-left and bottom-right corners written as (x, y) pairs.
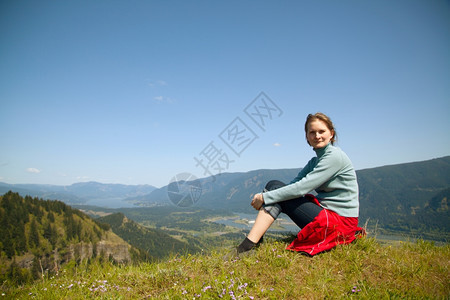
top-left (97, 213), bottom-right (201, 260)
top-left (0, 192), bottom-right (140, 285)
top-left (0, 191), bottom-right (103, 258)
top-left (357, 156), bottom-right (450, 239)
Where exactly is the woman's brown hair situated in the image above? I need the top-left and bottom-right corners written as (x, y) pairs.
top-left (304, 112), bottom-right (337, 145)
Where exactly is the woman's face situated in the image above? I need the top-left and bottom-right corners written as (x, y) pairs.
top-left (306, 119), bottom-right (334, 149)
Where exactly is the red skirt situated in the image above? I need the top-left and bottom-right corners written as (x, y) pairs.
top-left (286, 194), bottom-right (365, 256)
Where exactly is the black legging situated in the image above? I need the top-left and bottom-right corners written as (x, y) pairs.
top-left (263, 180), bottom-right (323, 229)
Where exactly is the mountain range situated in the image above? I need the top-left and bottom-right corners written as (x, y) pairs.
top-left (128, 156), bottom-right (450, 240)
top-left (1, 156), bottom-right (449, 239)
top-left (0, 181), bottom-right (156, 206)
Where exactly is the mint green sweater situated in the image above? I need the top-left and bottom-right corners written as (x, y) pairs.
top-left (263, 143), bottom-right (359, 217)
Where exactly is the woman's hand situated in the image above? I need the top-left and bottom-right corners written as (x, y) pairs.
top-left (251, 193), bottom-right (264, 210)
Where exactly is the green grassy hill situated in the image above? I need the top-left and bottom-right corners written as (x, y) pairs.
top-left (4, 236), bottom-right (449, 299)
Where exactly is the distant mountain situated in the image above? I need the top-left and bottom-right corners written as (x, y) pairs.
top-left (357, 156), bottom-right (450, 239)
top-left (0, 181), bottom-right (156, 207)
top-left (0, 182), bottom-right (86, 204)
top-left (126, 168), bottom-right (300, 209)
top-left (64, 182), bottom-right (156, 200)
top-left (134, 156), bottom-right (450, 240)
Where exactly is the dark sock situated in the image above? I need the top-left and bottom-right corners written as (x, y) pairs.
top-left (257, 236), bottom-right (264, 245)
top-left (237, 237), bottom-right (257, 253)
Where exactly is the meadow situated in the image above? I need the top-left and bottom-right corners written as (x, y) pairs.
top-left (4, 236), bottom-right (449, 299)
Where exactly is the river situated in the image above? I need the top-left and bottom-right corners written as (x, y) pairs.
top-left (213, 213), bottom-right (300, 233)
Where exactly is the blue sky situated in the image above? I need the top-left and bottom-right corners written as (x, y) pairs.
top-left (0, 0), bottom-right (449, 187)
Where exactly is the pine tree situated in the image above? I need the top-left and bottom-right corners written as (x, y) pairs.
top-left (64, 214), bottom-right (76, 241)
top-left (43, 223), bottom-right (57, 248)
top-left (29, 218), bottom-right (40, 248)
top-left (3, 230), bottom-right (14, 258)
top-left (47, 211), bottom-right (55, 223)
top-left (31, 256), bottom-right (42, 280)
top-left (14, 222), bottom-right (28, 254)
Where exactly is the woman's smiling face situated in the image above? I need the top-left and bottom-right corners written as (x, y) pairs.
top-left (306, 119), bottom-right (334, 149)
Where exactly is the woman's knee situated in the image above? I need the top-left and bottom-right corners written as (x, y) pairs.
top-left (279, 197), bottom-right (323, 225)
top-left (264, 180), bottom-right (286, 192)
top-left (262, 204), bottom-right (282, 220)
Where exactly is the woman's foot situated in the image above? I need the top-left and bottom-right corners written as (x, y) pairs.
top-left (223, 236), bottom-right (264, 260)
top-left (237, 236), bottom-right (264, 254)
top-left (237, 237), bottom-right (257, 254)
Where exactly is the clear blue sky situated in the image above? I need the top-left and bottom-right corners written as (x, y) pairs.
top-left (1, 0), bottom-right (449, 187)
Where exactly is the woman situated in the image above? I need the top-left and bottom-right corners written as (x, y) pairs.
top-left (237, 112), bottom-right (363, 256)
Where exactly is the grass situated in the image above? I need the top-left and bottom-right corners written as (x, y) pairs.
top-left (2, 237), bottom-right (449, 299)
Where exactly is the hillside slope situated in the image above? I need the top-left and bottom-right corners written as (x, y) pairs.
top-left (0, 191), bottom-right (141, 284)
top-left (357, 156), bottom-right (450, 239)
top-left (97, 212), bottom-right (201, 260)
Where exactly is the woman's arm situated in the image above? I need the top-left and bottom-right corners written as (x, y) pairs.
top-left (289, 158), bottom-right (316, 184)
top-left (263, 150), bottom-right (343, 205)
